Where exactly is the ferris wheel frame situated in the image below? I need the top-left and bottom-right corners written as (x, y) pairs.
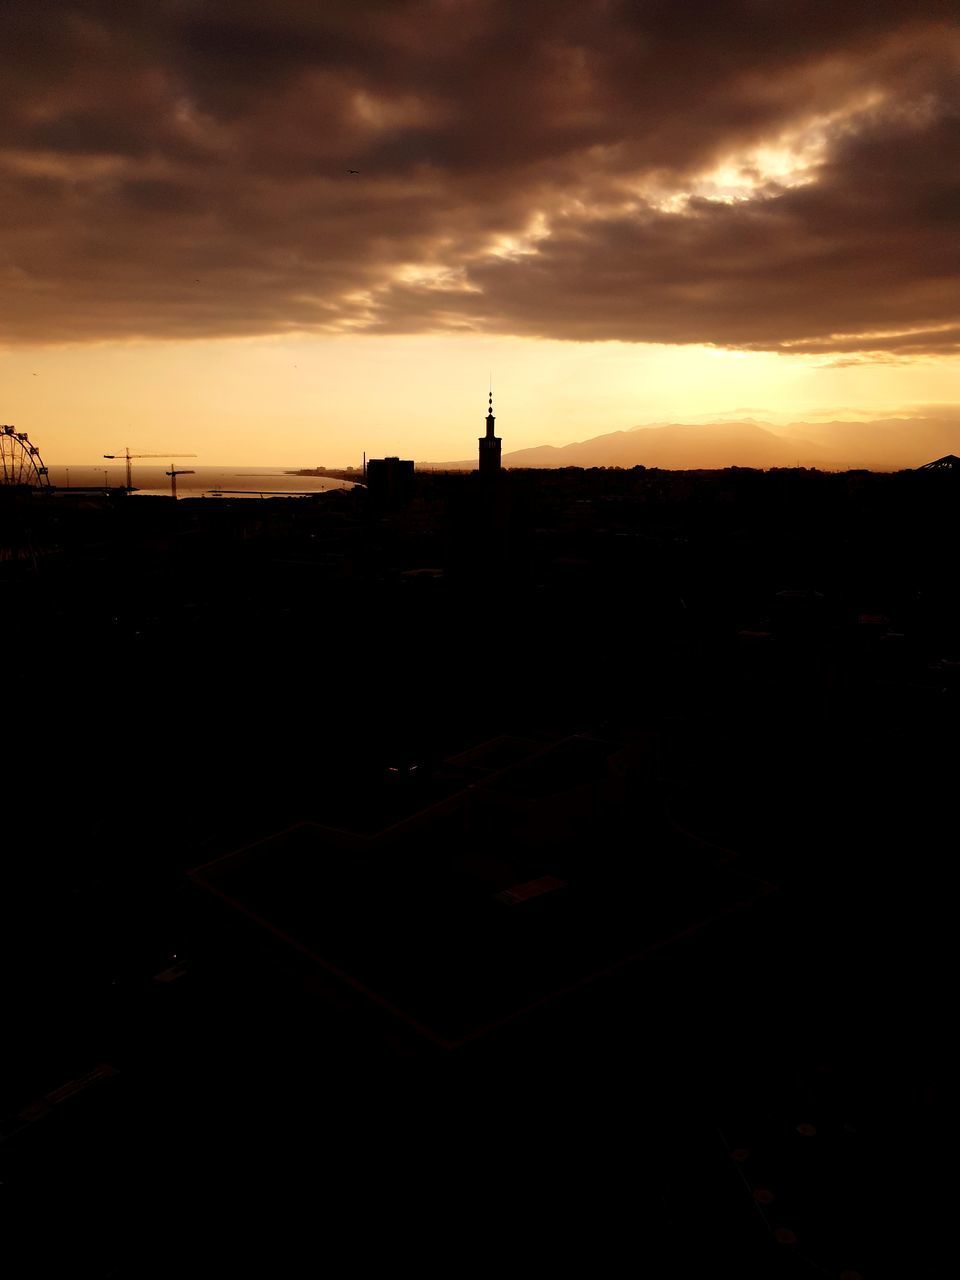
top-left (0, 425), bottom-right (51, 488)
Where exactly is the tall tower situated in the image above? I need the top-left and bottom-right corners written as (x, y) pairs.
top-left (478, 389), bottom-right (501, 477)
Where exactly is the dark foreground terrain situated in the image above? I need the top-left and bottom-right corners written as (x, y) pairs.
top-left (2, 466), bottom-right (954, 1276)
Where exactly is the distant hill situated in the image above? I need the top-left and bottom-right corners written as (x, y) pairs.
top-left (497, 421), bottom-right (816, 470)
top-left (425, 412), bottom-right (960, 472)
top-left (775, 416), bottom-right (960, 469)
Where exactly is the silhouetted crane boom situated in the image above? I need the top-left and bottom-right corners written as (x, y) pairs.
top-left (103, 447), bottom-right (196, 490)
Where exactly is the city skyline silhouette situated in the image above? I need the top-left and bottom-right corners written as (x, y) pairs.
top-left (2, 4), bottom-right (956, 1275)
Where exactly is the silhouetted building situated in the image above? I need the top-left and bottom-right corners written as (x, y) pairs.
top-left (366, 456), bottom-right (414, 506)
top-left (917, 454), bottom-right (960, 472)
top-left (479, 391), bottom-right (501, 477)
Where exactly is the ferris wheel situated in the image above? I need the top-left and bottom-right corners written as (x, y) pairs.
top-left (1, 425), bottom-right (51, 488)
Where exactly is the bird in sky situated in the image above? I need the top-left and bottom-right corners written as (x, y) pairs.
top-left (347, 169), bottom-right (360, 175)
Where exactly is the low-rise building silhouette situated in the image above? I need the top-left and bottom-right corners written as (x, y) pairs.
top-left (366, 455), bottom-right (414, 505)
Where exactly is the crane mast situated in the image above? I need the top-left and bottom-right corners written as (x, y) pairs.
top-left (165, 464), bottom-right (195, 499)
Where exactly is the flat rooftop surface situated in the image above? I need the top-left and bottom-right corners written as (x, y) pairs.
top-left (190, 821), bottom-right (773, 1048)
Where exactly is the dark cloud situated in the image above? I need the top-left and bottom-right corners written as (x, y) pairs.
top-left (0, 0), bottom-right (957, 350)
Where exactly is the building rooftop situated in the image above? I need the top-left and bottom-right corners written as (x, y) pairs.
top-left (191, 822), bottom-right (770, 1048)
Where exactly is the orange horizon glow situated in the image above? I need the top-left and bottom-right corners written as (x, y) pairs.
top-left (3, 333), bottom-right (959, 470)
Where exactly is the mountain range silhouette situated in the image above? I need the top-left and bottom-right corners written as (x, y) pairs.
top-left (429, 411), bottom-right (960, 472)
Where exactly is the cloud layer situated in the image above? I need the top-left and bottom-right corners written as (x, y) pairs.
top-left (2, 1), bottom-right (958, 352)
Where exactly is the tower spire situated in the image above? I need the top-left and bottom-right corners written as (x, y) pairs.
top-left (479, 381), bottom-right (501, 476)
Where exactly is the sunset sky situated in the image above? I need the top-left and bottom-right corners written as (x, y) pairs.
top-left (2, 1), bottom-right (958, 466)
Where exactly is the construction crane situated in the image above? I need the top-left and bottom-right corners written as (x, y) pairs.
top-left (165, 463), bottom-right (195, 500)
top-left (103, 447), bottom-right (196, 491)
